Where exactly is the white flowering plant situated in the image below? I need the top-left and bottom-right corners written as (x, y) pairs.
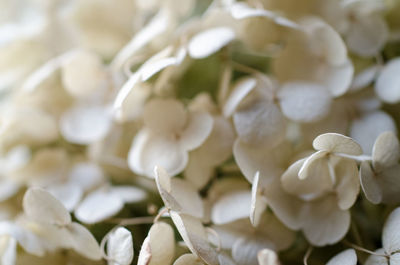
top-left (1, 0), bottom-right (400, 264)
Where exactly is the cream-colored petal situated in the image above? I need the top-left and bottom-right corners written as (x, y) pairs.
top-left (364, 249), bottom-right (387, 265)
top-left (173, 254), bottom-right (204, 265)
top-left (232, 237), bottom-right (274, 265)
top-left (223, 77), bottom-right (257, 118)
top-left (335, 158), bottom-right (360, 210)
top-left (359, 161), bottom-right (382, 204)
top-left (66, 222), bottom-right (102, 260)
top-left (188, 27), bottom-right (235, 59)
top-left (350, 111), bottom-right (396, 154)
top-left (170, 212), bottom-right (219, 265)
top-left (278, 82), bottom-right (332, 123)
top-left (302, 195), bottom-right (350, 246)
top-left (211, 190), bottom-right (251, 225)
top-left (47, 183), bottom-right (83, 212)
top-left (313, 133), bottom-right (363, 155)
top-left (377, 165), bottom-right (400, 204)
top-left (143, 98), bottom-right (187, 135)
top-left (375, 58), bottom-right (400, 104)
top-left (383, 207), bottom-right (400, 254)
top-left (326, 249), bottom-right (357, 265)
top-left (298, 151), bottom-right (329, 180)
top-left (138, 222), bottom-right (175, 265)
top-left (180, 111), bottom-right (213, 151)
top-left (75, 190), bottom-right (124, 224)
top-left (372, 131), bottom-right (400, 172)
top-left (257, 249), bottom-right (280, 265)
top-left (129, 132), bottom-right (188, 177)
top-left (60, 105), bottom-right (112, 145)
top-left (250, 172), bottom-right (267, 227)
top-left (23, 187), bottom-right (71, 226)
top-left (109, 186), bottom-right (147, 203)
top-left (233, 102), bottom-right (286, 147)
top-left (107, 227), bottom-right (134, 265)
top-left (346, 14), bottom-right (388, 57)
top-left (155, 167), bottom-right (204, 218)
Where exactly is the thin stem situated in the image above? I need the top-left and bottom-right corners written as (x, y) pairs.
top-left (154, 208), bottom-right (169, 223)
top-left (334, 153), bottom-right (372, 162)
top-left (107, 216), bottom-right (155, 226)
top-left (303, 246), bottom-right (313, 265)
top-left (343, 240), bottom-right (389, 257)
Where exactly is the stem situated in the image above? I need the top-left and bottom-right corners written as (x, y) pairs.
top-left (334, 153), bottom-right (372, 162)
top-left (343, 240), bottom-right (388, 257)
top-left (107, 216), bottom-right (156, 226)
top-left (303, 246), bottom-right (313, 265)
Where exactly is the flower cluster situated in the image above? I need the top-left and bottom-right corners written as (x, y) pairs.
top-left (1, 0), bottom-right (400, 264)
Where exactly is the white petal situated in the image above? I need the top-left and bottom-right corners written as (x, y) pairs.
top-left (375, 58), bottom-right (400, 103)
top-left (170, 212), bottom-right (219, 265)
top-left (351, 65), bottom-right (379, 91)
top-left (364, 249), bottom-right (387, 265)
top-left (75, 190), bottom-right (124, 224)
top-left (109, 186), bottom-right (147, 203)
top-left (233, 102), bottom-right (286, 147)
top-left (188, 27), bottom-right (235, 59)
top-left (23, 187), bottom-right (71, 226)
top-left (0, 221), bottom-right (44, 256)
top-left (350, 111), bottom-right (396, 154)
top-left (223, 77), bottom-right (257, 118)
top-left (326, 249), bottom-right (357, 265)
top-left (0, 179), bottom-right (19, 202)
top-left (0, 237), bottom-right (16, 265)
top-left (278, 82), bottom-right (332, 123)
top-left (66, 222), bottom-right (102, 260)
top-left (250, 172), bottom-right (267, 227)
top-left (128, 132), bottom-right (188, 177)
top-left (257, 249), bottom-right (279, 265)
top-left (359, 161), bottom-right (382, 204)
top-left (179, 111), bottom-right (213, 151)
top-left (376, 165), bottom-right (400, 204)
top-left (302, 195), bottom-right (350, 246)
top-left (313, 133), bottom-right (363, 155)
top-left (232, 237), bottom-right (273, 265)
top-left (107, 227), bottom-right (134, 265)
top-left (138, 222), bottom-right (175, 265)
top-left (383, 207), bottom-right (400, 254)
top-left (372, 131), bottom-right (400, 172)
top-left (60, 105), bottom-right (112, 145)
top-left (211, 191), bottom-right (252, 225)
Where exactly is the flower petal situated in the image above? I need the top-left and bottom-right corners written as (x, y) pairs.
top-left (211, 190), bottom-right (251, 225)
top-left (326, 249), bottom-right (357, 265)
top-left (180, 111), bottom-right (213, 151)
top-left (372, 131), bottom-right (400, 172)
top-left (375, 58), bottom-right (400, 104)
top-left (313, 133), bottom-right (363, 155)
top-left (107, 227), bottom-right (134, 265)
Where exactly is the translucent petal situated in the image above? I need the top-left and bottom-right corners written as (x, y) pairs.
top-left (138, 222), bottom-right (175, 265)
top-left (302, 195), bottom-right (350, 246)
top-left (257, 249), bottom-right (280, 265)
top-left (326, 249), bottom-right (357, 265)
top-left (188, 27), bottom-right (235, 59)
top-left (383, 207), bottom-right (400, 254)
top-left (324, 60), bottom-right (354, 98)
top-left (68, 162), bottom-right (104, 191)
top-left (233, 102), bottom-right (286, 147)
top-left (232, 237), bottom-right (273, 265)
top-left (364, 249), bottom-right (387, 265)
top-left (211, 190), bottom-right (251, 225)
top-left (109, 186), bottom-right (146, 203)
top-left (143, 98), bottom-right (187, 135)
top-left (313, 133), bottom-right (363, 155)
top-left (170, 212), bottom-right (219, 265)
top-left (0, 179), bottom-right (19, 202)
top-left (23, 187), bottom-right (71, 226)
top-left (107, 227), bottom-right (133, 265)
top-left (75, 190), bottom-right (124, 224)
top-left (351, 65), bottom-right (379, 91)
top-left (223, 77), bottom-right (257, 117)
top-left (60, 105), bottom-right (112, 145)
top-left (66, 222), bottom-right (102, 260)
top-left (350, 111), bottom-right (396, 154)
top-left (179, 112), bottom-right (213, 151)
top-left (375, 58), bottom-right (400, 104)
top-left (298, 151), bottom-right (330, 180)
top-left (372, 131), bottom-right (400, 172)
top-left (377, 165), bottom-right (400, 204)
top-left (250, 172), bottom-right (267, 227)
top-left (278, 82), bottom-right (332, 123)
top-left (359, 161), bottom-right (382, 204)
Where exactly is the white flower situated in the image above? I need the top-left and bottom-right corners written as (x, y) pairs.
top-left (326, 249), bottom-right (357, 265)
top-left (128, 98), bottom-right (213, 177)
top-left (106, 227), bottom-right (134, 265)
